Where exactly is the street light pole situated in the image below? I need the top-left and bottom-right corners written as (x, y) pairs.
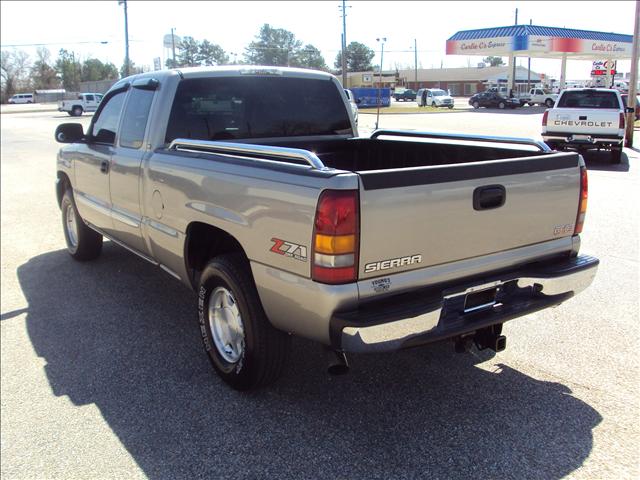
top-left (171, 27), bottom-right (177, 67)
top-left (375, 37), bottom-right (386, 130)
top-left (414, 38), bottom-right (418, 87)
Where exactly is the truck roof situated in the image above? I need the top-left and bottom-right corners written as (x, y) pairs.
top-left (114, 66), bottom-right (335, 90)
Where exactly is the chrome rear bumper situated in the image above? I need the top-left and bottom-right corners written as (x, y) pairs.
top-left (333, 255), bottom-right (599, 353)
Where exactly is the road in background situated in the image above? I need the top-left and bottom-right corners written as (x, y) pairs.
top-left (1, 110), bottom-right (638, 479)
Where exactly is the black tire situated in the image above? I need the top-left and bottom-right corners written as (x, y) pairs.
top-left (431, 101), bottom-right (437, 108)
top-left (448, 105), bottom-right (454, 109)
top-left (472, 101), bottom-right (480, 109)
top-left (545, 98), bottom-right (555, 108)
top-left (528, 102), bottom-right (534, 106)
top-left (61, 188), bottom-right (103, 261)
top-left (610, 147), bottom-right (623, 164)
top-left (72, 106), bottom-right (83, 116)
top-left (498, 101), bottom-right (506, 109)
top-left (198, 253), bottom-right (291, 390)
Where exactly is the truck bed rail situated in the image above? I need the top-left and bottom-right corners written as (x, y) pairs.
top-left (168, 138), bottom-right (327, 170)
top-left (371, 129), bottom-right (551, 152)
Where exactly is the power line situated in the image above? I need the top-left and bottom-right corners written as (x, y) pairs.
top-left (1, 41), bottom-right (109, 47)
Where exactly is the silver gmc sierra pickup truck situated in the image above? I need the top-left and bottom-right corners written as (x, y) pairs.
top-left (55, 67), bottom-right (599, 390)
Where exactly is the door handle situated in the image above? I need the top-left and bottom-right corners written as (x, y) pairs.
top-left (473, 185), bottom-right (506, 210)
top-left (100, 160), bottom-right (110, 174)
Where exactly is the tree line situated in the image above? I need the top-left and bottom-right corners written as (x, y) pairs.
top-left (1, 23), bottom-right (376, 101)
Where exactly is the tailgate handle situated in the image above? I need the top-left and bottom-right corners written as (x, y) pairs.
top-left (473, 185), bottom-right (506, 210)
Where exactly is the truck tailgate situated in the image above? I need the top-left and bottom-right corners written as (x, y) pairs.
top-left (357, 152), bottom-right (581, 279)
top-left (546, 107), bottom-right (621, 136)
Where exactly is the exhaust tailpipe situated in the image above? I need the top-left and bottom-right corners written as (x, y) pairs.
top-left (325, 348), bottom-right (349, 375)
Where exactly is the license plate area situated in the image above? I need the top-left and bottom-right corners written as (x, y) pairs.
top-left (463, 287), bottom-right (498, 313)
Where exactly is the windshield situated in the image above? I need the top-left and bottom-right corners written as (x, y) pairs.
top-left (166, 76), bottom-right (352, 142)
top-left (432, 90), bottom-right (446, 96)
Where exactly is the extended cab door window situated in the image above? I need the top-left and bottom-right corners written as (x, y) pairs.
top-left (119, 88), bottom-right (155, 149)
top-left (89, 91), bottom-right (126, 144)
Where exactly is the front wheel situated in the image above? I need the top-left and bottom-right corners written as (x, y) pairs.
top-left (198, 254), bottom-right (291, 390)
top-left (61, 188), bottom-right (103, 261)
top-left (472, 101), bottom-right (480, 109)
top-left (498, 101), bottom-right (506, 109)
top-left (72, 106), bottom-right (83, 116)
top-left (545, 98), bottom-right (555, 108)
top-left (448, 105), bottom-right (454, 109)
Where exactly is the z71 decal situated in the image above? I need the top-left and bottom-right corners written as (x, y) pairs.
top-left (270, 238), bottom-right (308, 262)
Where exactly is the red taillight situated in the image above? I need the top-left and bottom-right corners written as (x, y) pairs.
top-left (619, 112), bottom-right (625, 129)
top-left (312, 189), bottom-right (359, 284)
top-left (542, 110), bottom-right (549, 127)
top-left (574, 167), bottom-right (588, 235)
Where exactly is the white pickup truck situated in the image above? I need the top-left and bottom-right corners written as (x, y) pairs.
top-left (542, 88), bottom-right (630, 163)
top-left (521, 88), bottom-right (558, 108)
top-left (58, 93), bottom-right (103, 116)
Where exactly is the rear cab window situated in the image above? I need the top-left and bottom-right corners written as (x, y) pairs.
top-left (165, 76), bottom-right (352, 143)
top-left (557, 91), bottom-right (620, 109)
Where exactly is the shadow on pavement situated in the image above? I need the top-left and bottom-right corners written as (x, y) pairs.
top-left (580, 149), bottom-right (630, 172)
top-left (18, 245), bottom-right (602, 479)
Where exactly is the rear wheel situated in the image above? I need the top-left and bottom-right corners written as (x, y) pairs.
top-left (472, 101), bottom-right (480, 109)
top-left (498, 101), bottom-right (506, 109)
top-left (432, 102), bottom-right (437, 108)
top-left (61, 188), bottom-right (103, 261)
top-left (198, 254), bottom-right (291, 390)
top-left (72, 106), bottom-right (83, 116)
top-left (448, 105), bottom-right (454, 109)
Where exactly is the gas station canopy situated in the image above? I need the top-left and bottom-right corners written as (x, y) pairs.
top-left (446, 25), bottom-right (633, 60)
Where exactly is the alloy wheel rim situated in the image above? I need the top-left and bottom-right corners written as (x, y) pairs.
top-left (208, 286), bottom-right (245, 364)
top-left (65, 204), bottom-right (79, 248)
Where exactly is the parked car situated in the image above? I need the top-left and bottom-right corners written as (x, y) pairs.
top-left (620, 93), bottom-right (640, 121)
top-left (8, 93), bottom-right (34, 104)
top-left (54, 66), bottom-right (598, 390)
top-left (417, 88), bottom-right (455, 108)
top-left (469, 92), bottom-right (520, 109)
top-left (394, 88), bottom-right (417, 102)
top-left (542, 88), bottom-right (631, 163)
top-left (344, 88), bottom-right (359, 125)
top-left (58, 93), bottom-right (103, 116)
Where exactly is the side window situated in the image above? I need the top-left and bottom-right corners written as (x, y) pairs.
top-left (90, 91), bottom-right (126, 145)
top-left (119, 88), bottom-right (155, 149)
top-left (85, 94), bottom-right (95, 102)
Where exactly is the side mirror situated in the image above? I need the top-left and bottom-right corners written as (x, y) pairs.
top-left (55, 123), bottom-right (84, 143)
top-left (625, 107), bottom-right (635, 113)
top-left (355, 98), bottom-right (361, 104)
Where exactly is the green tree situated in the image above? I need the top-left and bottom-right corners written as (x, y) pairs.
top-left (334, 42), bottom-right (375, 72)
top-left (483, 56), bottom-right (504, 67)
top-left (176, 36), bottom-right (200, 67)
top-left (244, 24), bottom-right (302, 66)
top-left (81, 58), bottom-right (118, 82)
top-left (30, 47), bottom-right (58, 90)
top-left (197, 39), bottom-right (228, 66)
top-left (293, 44), bottom-right (327, 70)
top-left (55, 49), bottom-right (81, 90)
top-left (119, 58), bottom-right (143, 78)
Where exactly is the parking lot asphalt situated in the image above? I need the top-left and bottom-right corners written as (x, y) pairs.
top-left (1, 110), bottom-right (638, 479)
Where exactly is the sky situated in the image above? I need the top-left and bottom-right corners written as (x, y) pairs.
top-left (1, 0), bottom-right (637, 81)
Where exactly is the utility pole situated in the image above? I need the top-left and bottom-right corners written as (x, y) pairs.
top-left (624, 0), bottom-right (639, 147)
top-left (339, 0), bottom-right (349, 87)
top-left (414, 38), bottom-right (418, 87)
top-left (375, 37), bottom-right (386, 130)
top-left (527, 19), bottom-right (532, 90)
top-left (171, 27), bottom-right (177, 67)
top-left (118, 0), bottom-right (130, 77)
